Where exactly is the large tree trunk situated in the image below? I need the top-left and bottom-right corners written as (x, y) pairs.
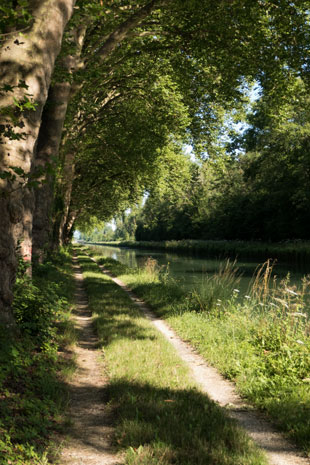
top-left (0, 0), bottom-right (75, 320)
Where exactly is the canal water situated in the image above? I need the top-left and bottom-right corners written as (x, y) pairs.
top-left (87, 244), bottom-right (309, 296)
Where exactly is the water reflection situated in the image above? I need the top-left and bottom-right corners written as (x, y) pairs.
top-left (88, 244), bottom-right (308, 296)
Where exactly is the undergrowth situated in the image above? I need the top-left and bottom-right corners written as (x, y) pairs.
top-left (0, 248), bottom-right (76, 465)
top-left (86, 246), bottom-right (310, 456)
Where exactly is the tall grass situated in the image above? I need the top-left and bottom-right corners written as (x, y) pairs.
top-left (88, 248), bottom-right (310, 455)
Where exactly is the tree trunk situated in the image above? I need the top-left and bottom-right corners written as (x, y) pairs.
top-left (63, 209), bottom-right (77, 245)
top-left (53, 151), bottom-right (75, 249)
top-left (0, 0), bottom-right (75, 319)
top-left (32, 82), bottom-right (71, 262)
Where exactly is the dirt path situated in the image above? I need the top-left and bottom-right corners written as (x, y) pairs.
top-left (60, 254), bottom-right (310, 465)
top-left (59, 257), bottom-right (122, 465)
top-left (91, 257), bottom-right (310, 465)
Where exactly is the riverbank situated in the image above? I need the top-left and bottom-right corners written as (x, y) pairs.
top-left (84, 246), bottom-right (310, 457)
top-left (86, 239), bottom-right (310, 267)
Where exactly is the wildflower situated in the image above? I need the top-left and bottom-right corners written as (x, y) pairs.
top-left (245, 295), bottom-right (251, 299)
top-left (296, 340), bottom-right (305, 345)
top-left (233, 289), bottom-right (240, 293)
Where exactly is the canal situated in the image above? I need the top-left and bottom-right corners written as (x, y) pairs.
top-left (86, 243), bottom-right (309, 296)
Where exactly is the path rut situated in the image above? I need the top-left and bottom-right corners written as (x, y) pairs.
top-left (60, 257), bottom-right (121, 465)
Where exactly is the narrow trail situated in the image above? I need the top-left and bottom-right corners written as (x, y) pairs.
top-left (90, 256), bottom-right (310, 465)
top-left (60, 257), bottom-right (122, 465)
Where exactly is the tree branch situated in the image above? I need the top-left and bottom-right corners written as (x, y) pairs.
top-left (94, 0), bottom-right (163, 62)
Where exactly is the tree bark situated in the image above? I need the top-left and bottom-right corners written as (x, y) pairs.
top-left (0, 0), bottom-right (75, 319)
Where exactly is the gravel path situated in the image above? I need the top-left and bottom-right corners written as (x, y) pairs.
top-left (92, 257), bottom-right (310, 465)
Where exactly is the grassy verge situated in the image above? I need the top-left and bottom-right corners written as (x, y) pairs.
top-left (76, 248), bottom-right (267, 465)
top-left (0, 248), bottom-right (76, 465)
top-left (85, 248), bottom-right (310, 457)
top-left (89, 239), bottom-right (310, 268)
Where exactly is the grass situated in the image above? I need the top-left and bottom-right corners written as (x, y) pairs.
top-left (76, 247), bottom-right (268, 465)
top-left (0, 248), bottom-right (77, 465)
top-left (84, 247), bottom-right (310, 457)
top-left (89, 239), bottom-right (310, 268)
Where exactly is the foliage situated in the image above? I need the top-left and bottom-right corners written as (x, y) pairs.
top-left (231, 78), bottom-right (310, 240)
top-left (59, 0), bottom-right (310, 233)
top-left (0, 1), bottom-right (32, 36)
top-left (122, 77), bottom-right (310, 243)
top-left (0, 249), bottom-right (76, 465)
top-left (12, 253), bottom-right (70, 345)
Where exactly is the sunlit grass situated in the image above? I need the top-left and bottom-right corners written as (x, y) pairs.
top-left (77, 248), bottom-right (267, 465)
